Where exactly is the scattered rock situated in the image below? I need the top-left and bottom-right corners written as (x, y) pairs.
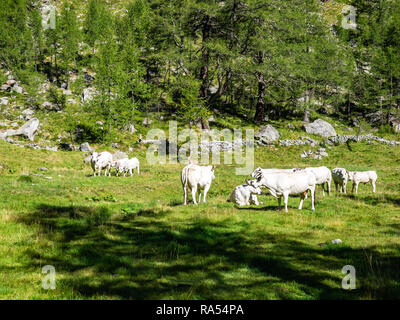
top-left (255, 125), bottom-right (280, 145)
top-left (303, 119), bottom-right (336, 138)
top-left (300, 148), bottom-right (328, 160)
top-left (111, 143), bottom-right (119, 148)
top-left (81, 87), bottom-right (98, 102)
top-left (326, 134), bottom-right (400, 146)
top-left (279, 136), bottom-right (318, 147)
top-left (0, 118), bottom-right (39, 141)
top-left (80, 142), bottom-right (93, 152)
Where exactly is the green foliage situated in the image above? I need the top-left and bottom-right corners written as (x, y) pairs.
top-left (46, 87), bottom-right (66, 111)
top-left (17, 175), bottom-right (33, 183)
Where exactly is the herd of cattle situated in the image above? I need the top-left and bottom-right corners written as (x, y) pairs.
top-left (84, 151), bottom-right (140, 177)
top-left (84, 151), bottom-right (378, 212)
top-left (180, 164), bottom-right (378, 212)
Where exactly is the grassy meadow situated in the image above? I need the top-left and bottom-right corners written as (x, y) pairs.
top-left (0, 139), bottom-right (400, 299)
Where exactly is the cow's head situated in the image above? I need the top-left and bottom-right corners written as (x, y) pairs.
top-left (247, 178), bottom-right (262, 191)
top-left (209, 165), bottom-right (216, 180)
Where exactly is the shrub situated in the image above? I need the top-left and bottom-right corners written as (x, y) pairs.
top-left (47, 87), bottom-right (66, 111)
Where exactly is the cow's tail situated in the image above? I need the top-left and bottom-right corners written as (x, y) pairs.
top-left (181, 166), bottom-right (189, 192)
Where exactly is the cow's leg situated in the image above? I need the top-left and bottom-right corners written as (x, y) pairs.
top-left (192, 185), bottom-right (198, 205)
top-left (310, 186), bottom-right (315, 211)
top-left (130, 168), bottom-right (133, 177)
top-left (372, 180), bottom-right (376, 193)
top-left (322, 184), bottom-right (325, 197)
top-left (299, 192), bottom-right (306, 210)
top-left (352, 182), bottom-right (355, 193)
top-left (183, 184), bottom-right (188, 205)
top-left (355, 182), bottom-right (359, 194)
top-left (283, 193), bottom-right (289, 213)
top-left (277, 197), bottom-right (282, 211)
top-left (343, 182), bottom-right (347, 194)
top-left (335, 182), bottom-right (338, 192)
top-left (198, 191), bottom-right (202, 204)
top-left (327, 180), bottom-right (331, 195)
top-left (203, 184), bottom-right (211, 203)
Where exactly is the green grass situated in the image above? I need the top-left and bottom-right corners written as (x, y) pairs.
top-left (0, 139), bottom-right (400, 299)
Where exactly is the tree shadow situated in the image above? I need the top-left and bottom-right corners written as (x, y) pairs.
top-left (16, 203), bottom-right (400, 299)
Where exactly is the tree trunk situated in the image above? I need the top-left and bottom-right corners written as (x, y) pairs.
top-left (254, 51), bottom-right (266, 123)
top-left (199, 15), bottom-right (211, 130)
top-left (254, 73), bottom-right (266, 123)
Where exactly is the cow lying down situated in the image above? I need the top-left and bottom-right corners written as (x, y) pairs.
top-left (229, 180), bottom-right (262, 206)
top-left (253, 170), bottom-right (316, 212)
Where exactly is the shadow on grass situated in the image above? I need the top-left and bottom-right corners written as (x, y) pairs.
top-left (17, 203), bottom-right (400, 299)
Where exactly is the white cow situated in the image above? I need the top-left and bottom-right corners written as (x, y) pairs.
top-left (348, 170), bottom-right (378, 194)
top-left (253, 171), bottom-right (316, 212)
top-left (332, 168), bottom-right (349, 193)
top-left (295, 166), bottom-right (332, 196)
top-left (90, 151), bottom-right (113, 176)
top-left (112, 158), bottom-right (129, 176)
top-left (181, 164), bottom-right (215, 205)
top-left (230, 180), bottom-right (262, 206)
top-left (252, 167), bottom-right (296, 180)
top-left (123, 157), bottom-right (140, 176)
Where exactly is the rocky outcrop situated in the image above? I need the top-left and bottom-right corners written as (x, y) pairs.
top-left (0, 118), bottom-right (39, 141)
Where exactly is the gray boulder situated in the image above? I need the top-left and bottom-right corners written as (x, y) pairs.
top-left (0, 118), bottom-right (39, 141)
top-left (255, 125), bottom-right (280, 145)
top-left (80, 142), bottom-right (93, 152)
top-left (303, 119), bottom-right (336, 138)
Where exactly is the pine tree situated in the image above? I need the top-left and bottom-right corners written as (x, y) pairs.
top-left (59, 2), bottom-right (80, 89)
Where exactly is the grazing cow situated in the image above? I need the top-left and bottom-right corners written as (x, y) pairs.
top-left (90, 151), bottom-right (113, 176)
top-left (230, 180), bottom-right (262, 206)
top-left (295, 166), bottom-right (332, 196)
top-left (252, 167), bottom-right (296, 180)
top-left (253, 171), bottom-right (316, 212)
top-left (181, 164), bottom-right (215, 205)
top-left (348, 170), bottom-right (377, 194)
top-left (332, 168), bottom-right (349, 193)
top-left (123, 157), bottom-right (140, 176)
